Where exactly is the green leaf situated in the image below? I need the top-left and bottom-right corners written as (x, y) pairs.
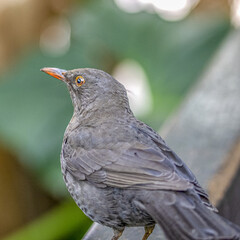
top-left (2, 200), bottom-right (92, 240)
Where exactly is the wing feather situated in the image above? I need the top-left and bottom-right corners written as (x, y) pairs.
top-left (64, 144), bottom-right (193, 191)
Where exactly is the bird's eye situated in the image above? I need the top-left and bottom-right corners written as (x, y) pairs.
top-left (75, 76), bottom-right (85, 87)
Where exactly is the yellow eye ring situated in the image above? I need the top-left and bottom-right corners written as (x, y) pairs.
top-left (75, 76), bottom-right (85, 87)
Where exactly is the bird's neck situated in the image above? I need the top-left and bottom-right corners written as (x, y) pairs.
top-left (67, 86), bottom-right (134, 127)
top-left (72, 97), bottom-right (133, 127)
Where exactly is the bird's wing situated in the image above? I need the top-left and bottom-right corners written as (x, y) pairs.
top-left (133, 123), bottom-right (216, 211)
top-left (63, 141), bottom-right (193, 191)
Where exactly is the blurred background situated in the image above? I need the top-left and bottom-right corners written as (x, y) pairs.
top-left (0, 0), bottom-right (239, 239)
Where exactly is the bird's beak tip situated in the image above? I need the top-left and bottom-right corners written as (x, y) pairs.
top-left (41, 67), bottom-right (67, 80)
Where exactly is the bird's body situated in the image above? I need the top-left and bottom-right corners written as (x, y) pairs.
top-left (61, 118), bottom-right (156, 230)
top-left (41, 67), bottom-right (240, 240)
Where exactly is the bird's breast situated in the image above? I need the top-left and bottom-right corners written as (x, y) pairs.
top-left (60, 156), bottom-right (154, 228)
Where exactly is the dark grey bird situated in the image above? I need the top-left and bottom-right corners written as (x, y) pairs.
top-left (41, 67), bottom-right (240, 240)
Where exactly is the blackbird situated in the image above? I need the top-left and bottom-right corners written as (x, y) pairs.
top-left (41, 67), bottom-right (240, 240)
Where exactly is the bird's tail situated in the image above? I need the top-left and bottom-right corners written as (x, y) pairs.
top-left (140, 191), bottom-right (240, 240)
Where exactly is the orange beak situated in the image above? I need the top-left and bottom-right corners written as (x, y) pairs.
top-left (41, 67), bottom-right (67, 80)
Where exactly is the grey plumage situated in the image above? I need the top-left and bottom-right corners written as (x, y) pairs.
top-left (41, 67), bottom-right (240, 240)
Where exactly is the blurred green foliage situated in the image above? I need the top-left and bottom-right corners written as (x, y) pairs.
top-left (2, 200), bottom-right (92, 240)
top-left (0, 0), bottom-right (230, 196)
top-left (0, 0), bottom-right (232, 239)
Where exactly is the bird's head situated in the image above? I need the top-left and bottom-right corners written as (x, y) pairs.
top-left (41, 67), bottom-right (132, 120)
